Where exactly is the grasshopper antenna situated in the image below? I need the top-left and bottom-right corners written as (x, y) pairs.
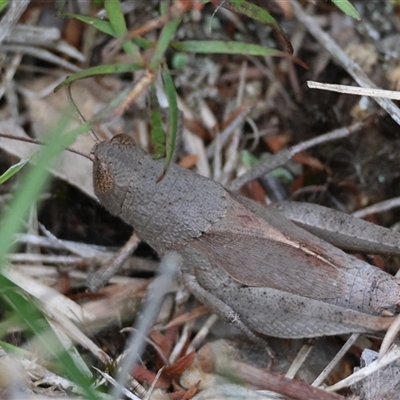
top-left (0, 133), bottom-right (92, 161)
top-left (66, 82), bottom-right (101, 144)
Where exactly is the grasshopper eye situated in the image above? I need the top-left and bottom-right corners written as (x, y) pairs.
top-left (93, 159), bottom-right (114, 195)
top-left (110, 134), bottom-right (136, 146)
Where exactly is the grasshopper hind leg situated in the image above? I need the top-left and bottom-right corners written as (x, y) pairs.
top-left (182, 272), bottom-right (269, 346)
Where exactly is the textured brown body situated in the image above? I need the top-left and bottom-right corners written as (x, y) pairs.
top-left (92, 134), bottom-right (400, 339)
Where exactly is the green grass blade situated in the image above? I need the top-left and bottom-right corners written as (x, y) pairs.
top-left (0, 284), bottom-right (100, 399)
top-left (54, 62), bottom-right (144, 92)
top-left (0, 158), bottom-right (30, 185)
top-left (171, 40), bottom-right (283, 57)
top-left (0, 117), bottom-right (100, 398)
top-left (0, 119), bottom-right (89, 262)
top-left (227, 0), bottom-right (279, 28)
top-left (162, 66), bottom-right (179, 172)
top-left (150, 87), bottom-right (166, 160)
top-left (61, 11), bottom-right (152, 48)
top-left (105, 0), bottom-right (139, 57)
top-left (0, 0), bottom-right (9, 13)
top-left (220, 0), bottom-right (293, 53)
top-left (331, 0), bottom-right (360, 20)
top-left (149, 18), bottom-right (181, 71)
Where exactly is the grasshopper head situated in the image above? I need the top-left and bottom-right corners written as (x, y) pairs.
top-left (91, 134), bottom-right (146, 216)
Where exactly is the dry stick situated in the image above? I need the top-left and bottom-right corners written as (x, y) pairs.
top-left (93, 367), bottom-right (141, 400)
top-left (111, 252), bottom-right (181, 400)
top-left (86, 232), bottom-right (141, 292)
top-left (378, 314), bottom-right (400, 359)
top-left (186, 314), bottom-right (219, 353)
top-left (285, 342), bottom-right (314, 379)
top-left (206, 105), bottom-right (251, 158)
top-left (0, 0), bottom-right (30, 45)
top-left (312, 333), bottom-right (359, 387)
top-left (230, 117), bottom-right (373, 191)
top-left (210, 359), bottom-right (345, 400)
top-left (143, 367), bottom-right (164, 400)
top-left (290, 0), bottom-right (400, 126)
top-left (0, 133), bottom-right (92, 160)
top-left (0, 44), bottom-right (81, 72)
top-left (326, 346), bottom-right (400, 392)
top-left (308, 81), bottom-right (400, 101)
top-left (120, 327), bottom-right (170, 366)
top-left (352, 197), bottom-right (400, 219)
top-left (0, 52), bottom-right (23, 102)
top-left (8, 254), bottom-right (82, 265)
top-left (66, 83), bottom-right (100, 144)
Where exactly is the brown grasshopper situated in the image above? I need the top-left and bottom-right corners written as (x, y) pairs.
top-left (91, 133), bottom-right (400, 340)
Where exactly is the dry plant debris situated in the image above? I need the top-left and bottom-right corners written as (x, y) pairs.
top-left (1, 1), bottom-right (400, 399)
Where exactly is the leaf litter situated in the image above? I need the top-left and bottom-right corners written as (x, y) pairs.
top-left (1, 1), bottom-right (400, 399)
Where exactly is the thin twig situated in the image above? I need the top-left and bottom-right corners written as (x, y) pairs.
top-left (379, 314), bottom-right (400, 359)
top-left (0, 0), bottom-right (30, 45)
top-left (0, 44), bottom-right (80, 72)
top-left (352, 196), bottom-right (400, 218)
top-left (290, 0), bottom-right (400, 126)
top-left (93, 367), bottom-right (141, 400)
top-left (326, 346), bottom-right (400, 392)
top-left (285, 342), bottom-right (314, 379)
top-left (312, 333), bottom-right (359, 387)
top-left (67, 83), bottom-right (100, 143)
top-left (186, 314), bottom-right (218, 353)
top-left (214, 360), bottom-right (345, 400)
top-left (111, 252), bottom-right (181, 399)
top-left (0, 133), bottom-right (92, 160)
top-left (87, 232), bottom-right (140, 291)
top-left (308, 81), bottom-right (400, 100)
top-left (206, 105), bottom-right (250, 159)
top-left (230, 116), bottom-right (373, 191)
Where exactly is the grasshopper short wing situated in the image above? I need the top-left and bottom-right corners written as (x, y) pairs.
top-left (192, 191), bottom-right (347, 301)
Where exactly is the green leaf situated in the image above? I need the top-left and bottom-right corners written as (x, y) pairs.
top-left (0, 158), bottom-right (30, 185)
top-left (0, 339), bottom-right (31, 356)
top-left (161, 66), bottom-right (179, 172)
top-left (172, 53), bottom-right (189, 69)
top-left (226, 0), bottom-right (279, 28)
top-left (105, 0), bottom-right (139, 57)
top-left (218, 0), bottom-right (293, 54)
top-left (331, 0), bottom-right (360, 20)
top-left (60, 12), bottom-right (115, 36)
top-left (61, 12), bottom-right (152, 49)
top-left (149, 18), bottom-right (181, 71)
top-left (149, 88), bottom-right (166, 160)
top-left (54, 63), bottom-right (144, 92)
top-left (171, 40), bottom-right (282, 57)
